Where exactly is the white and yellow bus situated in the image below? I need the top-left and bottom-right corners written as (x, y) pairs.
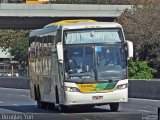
top-left (28, 19), bottom-right (133, 112)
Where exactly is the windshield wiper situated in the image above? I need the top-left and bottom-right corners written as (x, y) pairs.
top-left (68, 72), bottom-right (91, 78)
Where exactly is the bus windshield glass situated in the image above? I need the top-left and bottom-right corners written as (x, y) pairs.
top-left (64, 46), bottom-right (95, 82)
top-left (64, 44), bottom-right (127, 82)
top-left (95, 45), bottom-right (126, 80)
top-left (64, 28), bottom-right (124, 44)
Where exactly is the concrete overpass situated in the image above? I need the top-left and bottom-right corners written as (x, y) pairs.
top-left (0, 4), bottom-right (133, 29)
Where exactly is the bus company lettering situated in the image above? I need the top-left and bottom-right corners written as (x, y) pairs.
top-left (80, 84), bottom-right (94, 88)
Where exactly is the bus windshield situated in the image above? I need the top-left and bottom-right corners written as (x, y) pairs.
top-left (64, 44), bottom-right (127, 82)
top-left (64, 46), bottom-right (95, 82)
top-left (64, 28), bottom-right (124, 44)
top-left (95, 45), bottom-right (126, 81)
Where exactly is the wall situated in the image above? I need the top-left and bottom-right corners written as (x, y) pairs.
top-left (128, 80), bottom-right (160, 100)
top-left (0, 77), bottom-right (160, 100)
top-left (0, 77), bottom-right (29, 89)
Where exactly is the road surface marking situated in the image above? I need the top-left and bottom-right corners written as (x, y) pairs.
top-left (20, 95), bottom-right (26, 97)
top-left (129, 98), bottom-right (159, 102)
top-left (60, 113), bottom-right (68, 115)
top-left (83, 118), bottom-right (91, 120)
top-left (138, 110), bottom-right (152, 113)
top-left (12, 104), bottom-right (19, 106)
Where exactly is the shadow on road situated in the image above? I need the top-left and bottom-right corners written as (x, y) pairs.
top-left (0, 105), bottom-right (52, 113)
top-left (0, 105), bottom-right (114, 113)
top-left (0, 105), bottom-right (144, 120)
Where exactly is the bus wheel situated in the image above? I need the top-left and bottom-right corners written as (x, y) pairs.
top-left (37, 101), bottom-right (48, 109)
top-left (34, 85), bottom-right (37, 100)
top-left (37, 86), bottom-right (47, 109)
top-left (55, 87), bottom-right (59, 104)
top-left (48, 103), bottom-right (55, 110)
top-left (158, 107), bottom-right (160, 120)
top-left (110, 103), bottom-right (119, 112)
top-left (58, 105), bottom-right (69, 112)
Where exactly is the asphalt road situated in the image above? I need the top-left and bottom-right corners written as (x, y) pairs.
top-left (0, 87), bottom-right (158, 120)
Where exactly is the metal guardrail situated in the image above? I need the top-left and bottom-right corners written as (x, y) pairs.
top-left (0, 77), bottom-right (29, 89)
top-left (128, 80), bottom-right (160, 100)
top-left (0, 78), bottom-right (159, 99)
top-left (0, 0), bottom-right (8, 3)
top-left (0, 0), bottom-right (25, 3)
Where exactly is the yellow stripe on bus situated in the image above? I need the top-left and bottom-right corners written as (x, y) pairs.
top-left (26, 0), bottom-right (48, 4)
top-left (52, 19), bottom-right (97, 26)
top-left (77, 83), bottom-right (115, 93)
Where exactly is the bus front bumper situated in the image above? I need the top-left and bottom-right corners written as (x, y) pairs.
top-left (63, 88), bottom-right (128, 106)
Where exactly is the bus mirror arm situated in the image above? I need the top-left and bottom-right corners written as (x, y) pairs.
top-left (57, 42), bottom-right (64, 63)
top-left (58, 59), bottom-right (63, 63)
top-left (126, 40), bottom-right (133, 60)
top-left (97, 57), bottom-right (100, 65)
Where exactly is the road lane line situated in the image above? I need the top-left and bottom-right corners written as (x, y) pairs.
top-left (20, 95), bottom-right (26, 97)
top-left (129, 98), bottom-right (159, 102)
top-left (138, 110), bottom-right (152, 113)
top-left (7, 93), bottom-right (29, 97)
top-left (0, 101), bottom-right (4, 103)
top-left (12, 104), bottom-right (19, 106)
top-left (83, 118), bottom-right (91, 120)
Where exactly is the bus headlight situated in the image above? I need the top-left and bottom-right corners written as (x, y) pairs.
top-left (64, 86), bottom-right (80, 92)
top-left (116, 83), bottom-right (128, 90)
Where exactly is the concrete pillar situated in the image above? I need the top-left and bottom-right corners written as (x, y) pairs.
top-left (0, 0), bottom-right (8, 3)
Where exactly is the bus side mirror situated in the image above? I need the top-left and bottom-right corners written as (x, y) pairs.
top-left (126, 40), bottom-right (133, 59)
top-left (57, 42), bottom-right (64, 63)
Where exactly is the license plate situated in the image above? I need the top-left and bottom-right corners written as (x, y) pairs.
top-left (92, 96), bottom-right (103, 100)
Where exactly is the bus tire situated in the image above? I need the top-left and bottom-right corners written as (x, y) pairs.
top-left (158, 107), bottom-right (160, 120)
top-left (37, 101), bottom-right (48, 109)
top-left (55, 87), bottom-right (68, 112)
top-left (48, 103), bottom-right (55, 110)
top-left (37, 85), bottom-right (47, 109)
top-left (34, 85), bottom-right (37, 100)
top-left (55, 87), bottom-right (59, 104)
top-left (58, 105), bottom-right (69, 112)
top-left (110, 103), bottom-right (119, 112)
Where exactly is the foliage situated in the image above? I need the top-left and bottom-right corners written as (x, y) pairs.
top-left (116, 0), bottom-right (160, 77)
top-left (0, 29), bottom-right (29, 66)
top-left (128, 60), bottom-right (156, 79)
top-left (8, 0), bottom-right (25, 3)
top-left (49, 0), bottom-right (155, 4)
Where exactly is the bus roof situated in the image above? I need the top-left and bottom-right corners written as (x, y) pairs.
top-left (30, 19), bottom-right (96, 37)
top-left (44, 19), bottom-right (97, 28)
top-left (30, 20), bottom-right (122, 37)
top-left (60, 22), bottom-right (122, 30)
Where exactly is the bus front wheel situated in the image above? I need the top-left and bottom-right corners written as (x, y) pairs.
top-left (110, 103), bottom-right (119, 112)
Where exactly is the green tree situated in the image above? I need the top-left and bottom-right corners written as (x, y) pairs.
top-left (128, 60), bottom-right (156, 79)
top-left (9, 0), bottom-right (25, 3)
top-left (0, 29), bottom-right (29, 66)
top-left (48, 0), bottom-right (154, 4)
top-left (116, 0), bottom-right (160, 77)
